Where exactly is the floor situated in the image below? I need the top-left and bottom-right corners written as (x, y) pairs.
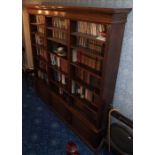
top-left (22, 76), bottom-right (112, 155)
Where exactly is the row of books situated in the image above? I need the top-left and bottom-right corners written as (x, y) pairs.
top-left (72, 81), bottom-right (94, 102)
top-left (50, 80), bottom-right (69, 102)
top-left (59, 88), bottom-right (66, 95)
top-left (36, 48), bottom-right (47, 60)
top-left (77, 21), bottom-right (106, 37)
top-left (35, 34), bottom-right (44, 45)
top-left (77, 37), bottom-right (103, 54)
top-left (53, 17), bottom-right (68, 30)
top-left (37, 60), bottom-right (48, 71)
top-left (36, 15), bottom-right (45, 24)
top-left (52, 30), bottom-right (67, 41)
top-left (74, 67), bottom-right (100, 89)
top-left (51, 70), bottom-right (67, 85)
top-left (50, 53), bottom-right (68, 74)
top-left (72, 49), bottom-right (102, 71)
top-left (37, 70), bottom-right (48, 83)
top-left (37, 26), bottom-right (45, 34)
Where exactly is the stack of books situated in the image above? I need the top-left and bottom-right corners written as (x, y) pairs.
top-left (72, 81), bottom-right (94, 102)
top-left (77, 37), bottom-right (103, 54)
top-left (52, 30), bottom-right (67, 40)
top-left (72, 49), bottom-right (101, 71)
top-left (53, 17), bottom-right (68, 30)
top-left (77, 21), bottom-right (106, 39)
top-left (52, 71), bottom-right (67, 85)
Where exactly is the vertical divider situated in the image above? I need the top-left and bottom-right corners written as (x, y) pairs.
top-left (67, 18), bottom-right (72, 106)
top-left (44, 15), bottom-right (51, 87)
top-left (96, 24), bottom-right (110, 129)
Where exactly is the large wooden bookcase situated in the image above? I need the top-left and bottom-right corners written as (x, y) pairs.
top-left (27, 5), bottom-right (131, 150)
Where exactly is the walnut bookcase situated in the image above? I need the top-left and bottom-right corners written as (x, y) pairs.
top-left (27, 5), bottom-right (131, 150)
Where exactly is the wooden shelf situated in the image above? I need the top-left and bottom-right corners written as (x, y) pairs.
top-left (72, 77), bottom-right (100, 95)
top-left (30, 23), bottom-right (45, 26)
top-left (71, 94), bottom-right (98, 111)
top-left (47, 37), bottom-right (68, 46)
top-left (72, 94), bottom-right (98, 113)
top-left (71, 32), bottom-right (106, 43)
top-left (49, 89), bottom-right (100, 133)
top-left (71, 45), bottom-right (104, 60)
top-left (48, 51), bottom-right (68, 60)
top-left (31, 32), bottom-right (45, 37)
top-left (32, 43), bottom-right (44, 48)
top-left (49, 79), bottom-right (69, 94)
top-left (34, 55), bottom-right (48, 63)
top-left (36, 66), bottom-right (47, 73)
top-left (49, 65), bottom-right (68, 76)
top-left (36, 76), bottom-right (49, 85)
top-left (46, 26), bottom-right (68, 33)
top-left (71, 62), bottom-right (102, 79)
top-left (69, 105), bottom-right (100, 133)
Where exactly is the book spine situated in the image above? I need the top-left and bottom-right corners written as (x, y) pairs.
top-left (61, 74), bottom-right (66, 85)
top-left (71, 80), bottom-right (75, 94)
top-left (72, 49), bottom-right (77, 62)
top-left (56, 57), bottom-right (60, 68)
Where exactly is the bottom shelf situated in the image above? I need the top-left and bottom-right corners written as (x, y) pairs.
top-left (35, 77), bottom-right (106, 150)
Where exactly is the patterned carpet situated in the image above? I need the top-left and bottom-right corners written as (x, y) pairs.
top-left (22, 76), bottom-right (112, 155)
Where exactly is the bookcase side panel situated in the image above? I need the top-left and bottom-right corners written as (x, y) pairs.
top-left (101, 23), bottom-right (126, 105)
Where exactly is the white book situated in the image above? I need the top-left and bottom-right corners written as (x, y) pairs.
top-left (71, 80), bottom-right (75, 94)
top-left (96, 36), bottom-right (106, 42)
top-left (58, 72), bottom-right (61, 82)
top-left (57, 57), bottom-right (60, 67)
top-left (61, 74), bottom-right (65, 85)
top-left (50, 54), bottom-right (54, 65)
top-left (72, 49), bottom-right (77, 62)
top-left (85, 89), bottom-right (88, 100)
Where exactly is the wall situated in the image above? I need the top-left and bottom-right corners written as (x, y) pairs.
top-left (23, 0), bottom-right (133, 119)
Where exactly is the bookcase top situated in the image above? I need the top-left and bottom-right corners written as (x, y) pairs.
top-left (26, 4), bottom-right (132, 15)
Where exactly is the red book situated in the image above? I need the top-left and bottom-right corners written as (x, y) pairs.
top-left (60, 58), bottom-right (68, 74)
top-left (77, 50), bottom-right (81, 63)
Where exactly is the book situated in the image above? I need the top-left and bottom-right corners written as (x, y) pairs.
top-left (72, 49), bottom-right (77, 62)
top-left (50, 53), bottom-right (56, 65)
top-left (72, 80), bottom-right (75, 94)
top-left (96, 59), bottom-right (101, 71)
top-left (56, 57), bottom-right (60, 67)
top-left (60, 58), bottom-right (68, 74)
top-left (61, 74), bottom-right (66, 85)
top-left (77, 50), bottom-right (81, 63)
top-left (72, 48), bottom-right (102, 72)
top-left (36, 15), bottom-right (45, 24)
